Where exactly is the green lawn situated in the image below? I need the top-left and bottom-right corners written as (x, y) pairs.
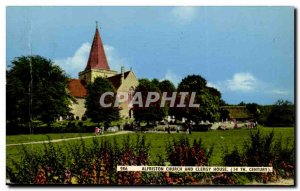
top-left (6, 132), bottom-right (118, 145)
top-left (6, 126), bottom-right (294, 169)
top-left (6, 133), bottom-right (96, 145)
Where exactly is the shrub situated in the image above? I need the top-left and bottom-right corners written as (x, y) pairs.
top-left (272, 137), bottom-right (294, 178)
top-left (211, 173), bottom-right (236, 185)
top-left (154, 125), bottom-right (180, 131)
top-left (81, 116), bottom-right (87, 121)
top-left (221, 130), bottom-right (295, 183)
top-left (7, 135), bottom-right (151, 185)
top-left (66, 122), bottom-right (76, 130)
top-left (6, 130), bottom-right (294, 185)
top-left (223, 146), bottom-right (242, 166)
top-left (123, 123), bottom-right (133, 131)
top-left (78, 121), bottom-right (83, 128)
top-left (166, 137), bottom-right (214, 166)
top-left (162, 137), bottom-right (214, 185)
top-left (192, 124), bottom-right (212, 132)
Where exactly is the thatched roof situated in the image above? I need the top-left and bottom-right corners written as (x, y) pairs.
top-left (221, 106), bottom-right (252, 120)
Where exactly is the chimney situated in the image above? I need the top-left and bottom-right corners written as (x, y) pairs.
top-left (121, 66), bottom-right (125, 84)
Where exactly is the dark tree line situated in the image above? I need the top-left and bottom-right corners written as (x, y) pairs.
top-left (238, 100), bottom-right (295, 127)
top-left (132, 75), bottom-right (224, 125)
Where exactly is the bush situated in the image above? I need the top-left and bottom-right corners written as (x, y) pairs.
top-left (154, 125), bottom-right (181, 131)
top-left (192, 124), bottom-right (212, 132)
top-left (166, 137), bottom-right (214, 166)
top-left (78, 121), bottom-right (83, 128)
top-left (6, 130), bottom-right (294, 185)
top-left (7, 135), bottom-right (151, 184)
top-left (223, 146), bottom-right (242, 166)
top-left (221, 130), bottom-right (295, 183)
top-left (81, 116), bottom-right (87, 121)
top-left (123, 123), bottom-right (133, 131)
top-left (272, 137), bottom-right (294, 178)
top-left (162, 137), bottom-right (214, 184)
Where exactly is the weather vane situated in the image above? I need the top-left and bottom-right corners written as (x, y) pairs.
top-left (96, 20), bottom-right (102, 29)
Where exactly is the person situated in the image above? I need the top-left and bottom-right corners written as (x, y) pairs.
top-left (101, 126), bottom-right (104, 135)
top-left (176, 126), bottom-right (180, 133)
top-left (188, 122), bottom-right (192, 135)
top-left (95, 126), bottom-right (100, 136)
top-left (167, 124), bottom-right (171, 134)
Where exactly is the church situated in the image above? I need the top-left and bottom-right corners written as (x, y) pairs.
top-left (67, 25), bottom-right (139, 119)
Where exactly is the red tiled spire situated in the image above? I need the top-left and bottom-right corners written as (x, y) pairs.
top-left (85, 26), bottom-right (110, 70)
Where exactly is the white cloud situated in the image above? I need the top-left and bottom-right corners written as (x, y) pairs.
top-left (226, 72), bottom-right (257, 91)
top-left (104, 45), bottom-right (129, 72)
top-left (172, 7), bottom-right (197, 24)
top-left (161, 70), bottom-right (181, 86)
top-left (55, 42), bottom-right (128, 78)
top-left (270, 89), bottom-right (289, 96)
top-left (55, 42), bottom-right (91, 76)
top-left (207, 82), bottom-right (222, 91)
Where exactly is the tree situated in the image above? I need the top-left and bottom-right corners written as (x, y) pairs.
top-left (6, 55), bottom-right (74, 130)
top-left (220, 108), bottom-right (230, 121)
top-left (133, 79), bottom-right (165, 126)
top-left (176, 75), bottom-right (222, 123)
top-left (245, 103), bottom-right (261, 120)
top-left (238, 101), bottom-right (246, 106)
top-left (151, 78), bottom-right (160, 85)
top-left (85, 77), bottom-right (120, 127)
top-left (158, 80), bottom-right (176, 117)
top-left (219, 99), bottom-right (227, 106)
top-left (158, 80), bottom-right (176, 93)
top-left (264, 100), bottom-right (295, 126)
top-left (206, 86), bottom-right (222, 121)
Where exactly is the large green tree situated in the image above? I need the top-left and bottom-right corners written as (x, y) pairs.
top-left (85, 77), bottom-right (120, 127)
top-left (133, 79), bottom-right (166, 126)
top-left (158, 80), bottom-right (176, 117)
top-left (176, 75), bottom-right (222, 123)
top-left (6, 55), bottom-right (73, 129)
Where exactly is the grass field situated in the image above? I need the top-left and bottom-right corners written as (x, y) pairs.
top-left (6, 132), bottom-right (116, 145)
top-left (6, 126), bottom-right (294, 169)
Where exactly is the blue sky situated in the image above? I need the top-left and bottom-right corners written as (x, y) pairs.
top-left (6, 6), bottom-right (294, 104)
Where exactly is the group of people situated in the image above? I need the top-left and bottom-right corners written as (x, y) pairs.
top-left (166, 121), bottom-right (193, 134)
top-left (247, 121), bottom-right (258, 129)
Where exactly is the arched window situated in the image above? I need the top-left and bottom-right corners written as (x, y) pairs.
top-left (128, 87), bottom-right (135, 108)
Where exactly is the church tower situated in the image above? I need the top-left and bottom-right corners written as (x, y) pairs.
top-left (68, 23), bottom-right (139, 119)
top-left (79, 24), bottom-right (117, 84)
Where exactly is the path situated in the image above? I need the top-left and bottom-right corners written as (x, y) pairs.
top-left (6, 131), bottom-right (133, 147)
top-left (246, 178), bottom-right (294, 186)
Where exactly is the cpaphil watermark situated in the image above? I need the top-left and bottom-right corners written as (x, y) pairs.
top-left (99, 92), bottom-right (200, 108)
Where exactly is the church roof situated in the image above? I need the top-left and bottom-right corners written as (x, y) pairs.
top-left (68, 72), bottom-right (131, 98)
top-left (107, 71), bottom-right (130, 89)
top-left (68, 79), bottom-right (87, 98)
top-left (221, 106), bottom-right (252, 119)
top-left (85, 27), bottom-right (110, 70)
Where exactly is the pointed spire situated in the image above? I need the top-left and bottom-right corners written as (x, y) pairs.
top-left (85, 23), bottom-right (110, 70)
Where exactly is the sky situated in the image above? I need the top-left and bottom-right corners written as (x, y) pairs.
top-left (6, 6), bottom-right (294, 104)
